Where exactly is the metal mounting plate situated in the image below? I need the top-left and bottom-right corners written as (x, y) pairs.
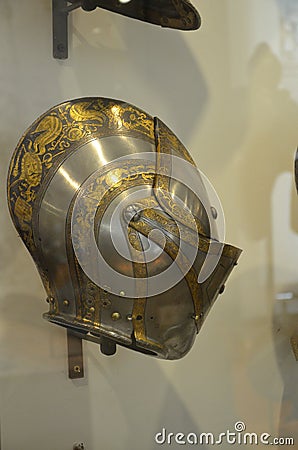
top-left (52, 0), bottom-right (201, 59)
top-left (53, 0), bottom-right (69, 59)
top-left (67, 329), bottom-right (85, 379)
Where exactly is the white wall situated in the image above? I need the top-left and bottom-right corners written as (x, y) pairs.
top-left (1, 1), bottom-right (298, 449)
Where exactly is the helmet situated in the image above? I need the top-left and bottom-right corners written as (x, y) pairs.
top-left (79, 0), bottom-right (201, 30)
top-left (7, 97), bottom-right (241, 360)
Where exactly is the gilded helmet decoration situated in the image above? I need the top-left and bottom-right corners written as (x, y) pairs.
top-left (7, 97), bottom-right (241, 360)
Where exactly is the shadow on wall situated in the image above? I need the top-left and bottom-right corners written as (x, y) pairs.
top-left (0, 292), bottom-right (94, 450)
top-left (204, 263), bottom-right (298, 443)
top-left (70, 7), bottom-right (208, 145)
top-left (243, 42), bottom-right (298, 444)
top-left (272, 172), bottom-right (298, 442)
top-left (0, 291), bottom-right (208, 450)
top-left (86, 344), bottom-right (208, 450)
top-left (239, 42), bottom-right (298, 445)
top-left (220, 40), bottom-right (298, 443)
top-left (234, 42), bottom-right (298, 241)
top-left (273, 319), bottom-right (298, 444)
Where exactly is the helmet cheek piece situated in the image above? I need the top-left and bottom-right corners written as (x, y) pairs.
top-left (7, 97), bottom-right (241, 377)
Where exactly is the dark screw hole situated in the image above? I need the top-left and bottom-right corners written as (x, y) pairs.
top-left (219, 285), bottom-right (225, 294)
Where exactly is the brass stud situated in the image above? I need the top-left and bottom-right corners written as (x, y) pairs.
top-left (63, 299), bottom-right (69, 307)
top-left (89, 306), bottom-right (95, 313)
top-left (119, 291), bottom-right (125, 297)
top-left (111, 312), bottom-right (121, 321)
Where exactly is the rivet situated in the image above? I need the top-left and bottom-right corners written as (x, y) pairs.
top-left (111, 312), bottom-right (121, 321)
top-left (126, 314), bottom-right (133, 321)
top-left (73, 365), bottom-right (81, 373)
top-left (192, 314), bottom-right (200, 321)
top-left (211, 206), bottom-right (218, 219)
top-left (119, 290), bottom-right (125, 297)
top-left (49, 296), bottom-right (55, 304)
top-left (89, 306), bottom-right (95, 313)
top-left (63, 299), bottom-right (69, 307)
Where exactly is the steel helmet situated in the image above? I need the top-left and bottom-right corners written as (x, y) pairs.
top-left (7, 97), bottom-right (241, 360)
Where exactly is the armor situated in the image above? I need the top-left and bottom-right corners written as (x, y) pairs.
top-left (7, 97), bottom-right (241, 360)
top-left (79, 0), bottom-right (201, 30)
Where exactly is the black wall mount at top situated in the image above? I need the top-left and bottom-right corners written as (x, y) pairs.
top-left (53, 0), bottom-right (99, 59)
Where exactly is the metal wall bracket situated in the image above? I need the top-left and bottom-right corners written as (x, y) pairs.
top-left (67, 328), bottom-right (85, 379)
top-left (295, 148), bottom-right (298, 193)
top-left (52, 0), bottom-right (98, 59)
top-left (65, 329), bottom-right (117, 377)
